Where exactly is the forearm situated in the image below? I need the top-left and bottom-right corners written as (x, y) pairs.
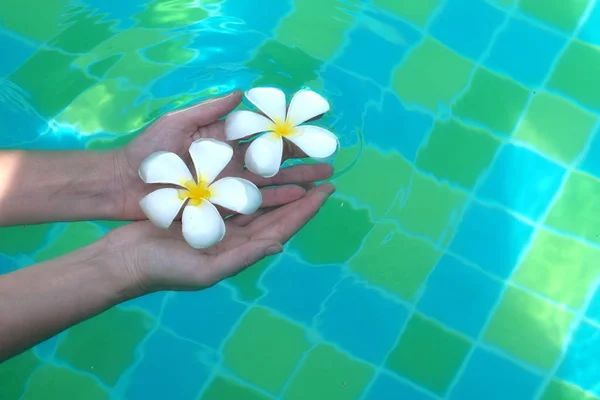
top-left (0, 150), bottom-right (121, 225)
top-left (0, 240), bottom-right (135, 361)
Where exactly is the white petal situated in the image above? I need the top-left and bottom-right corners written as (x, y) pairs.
top-left (189, 138), bottom-right (234, 185)
top-left (244, 132), bottom-right (283, 178)
top-left (286, 89), bottom-right (330, 126)
top-left (224, 110), bottom-right (274, 141)
top-left (182, 201), bottom-right (226, 249)
top-left (139, 188), bottom-right (186, 229)
top-left (287, 126), bottom-right (338, 158)
top-left (246, 87), bottom-right (286, 122)
top-left (138, 151), bottom-right (193, 186)
top-left (209, 177), bottom-right (262, 215)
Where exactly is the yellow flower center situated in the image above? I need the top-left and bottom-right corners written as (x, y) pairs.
top-left (271, 119), bottom-right (295, 138)
top-left (179, 179), bottom-right (212, 206)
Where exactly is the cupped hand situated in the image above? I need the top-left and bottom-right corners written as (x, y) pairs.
top-left (104, 184), bottom-right (335, 294)
top-left (113, 91), bottom-right (333, 220)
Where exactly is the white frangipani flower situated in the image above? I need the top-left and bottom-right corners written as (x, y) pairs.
top-left (138, 138), bottom-right (262, 249)
top-left (224, 87), bottom-right (338, 178)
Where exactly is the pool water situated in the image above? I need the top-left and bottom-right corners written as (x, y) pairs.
top-left (2, 0), bottom-right (600, 398)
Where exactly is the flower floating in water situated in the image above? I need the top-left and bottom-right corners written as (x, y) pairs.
top-left (225, 87), bottom-right (338, 177)
top-left (138, 139), bottom-right (261, 249)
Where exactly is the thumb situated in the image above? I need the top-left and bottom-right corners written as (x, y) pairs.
top-left (166, 91), bottom-right (243, 128)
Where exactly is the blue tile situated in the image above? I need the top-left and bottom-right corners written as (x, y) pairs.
top-left (558, 322), bottom-right (600, 396)
top-left (335, 9), bottom-right (421, 86)
top-left (221, 0), bottom-right (292, 35)
top-left (580, 127), bottom-right (600, 179)
top-left (366, 372), bottom-right (435, 400)
top-left (0, 94), bottom-right (48, 148)
top-left (450, 202), bottom-right (534, 279)
top-left (417, 255), bottom-right (503, 338)
top-left (127, 329), bottom-right (210, 400)
top-left (477, 144), bottom-right (566, 221)
top-left (450, 348), bottom-right (542, 400)
top-left (120, 292), bottom-right (167, 317)
top-left (0, 31), bottom-right (36, 77)
top-left (83, 0), bottom-right (144, 29)
top-left (580, 2), bottom-right (600, 47)
top-left (0, 254), bottom-right (19, 275)
top-left (430, 0), bottom-right (506, 59)
top-left (161, 284), bottom-right (246, 348)
top-left (585, 284), bottom-right (600, 323)
top-left (258, 255), bottom-right (342, 325)
top-left (363, 91), bottom-right (433, 161)
top-left (35, 334), bottom-right (60, 360)
top-left (484, 16), bottom-right (565, 87)
top-left (316, 278), bottom-right (409, 364)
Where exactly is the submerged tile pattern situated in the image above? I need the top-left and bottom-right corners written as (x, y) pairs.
top-left (2, 0), bottom-right (600, 399)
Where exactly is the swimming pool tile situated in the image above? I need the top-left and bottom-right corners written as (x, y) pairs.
top-left (0, 224), bottom-right (53, 257)
top-left (515, 230), bottom-right (600, 309)
top-left (0, 0), bottom-right (68, 42)
top-left (56, 307), bottom-right (154, 385)
top-left (0, 350), bottom-right (41, 400)
top-left (227, 256), bottom-right (273, 302)
top-left (0, 32), bottom-right (35, 77)
top-left (221, 0), bottom-right (291, 34)
top-left (47, 9), bottom-right (116, 53)
top-left (223, 307), bottom-right (311, 395)
top-left (516, 92), bottom-right (596, 164)
top-left (144, 36), bottom-right (197, 65)
top-left (484, 286), bottom-right (574, 370)
top-left (34, 222), bottom-right (104, 262)
top-left (291, 195), bottom-right (374, 264)
top-left (586, 286), bottom-right (600, 323)
top-left (133, 0), bottom-right (211, 29)
top-left (558, 322), bottom-right (600, 396)
top-left (126, 329), bottom-right (210, 400)
top-left (386, 172), bottom-right (468, 243)
top-left (449, 348), bottom-right (542, 400)
top-left (21, 365), bottom-right (108, 400)
top-left (541, 379), bottom-right (600, 400)
top-left (276, 0), bottom-right (360, 60)
top-left (453, 68), bottom-right (530, 135)
top-left (161, 285), bottom-right (245, 348)
top-left (392, 38), bottom-right (474, 112)
top-left (580, 2), bottom-right (600, 47)
top-left (548, 41), bottom-right (600, 112)
top-left (372, 0), bottom-right (441, 27)
top-left (581, 128), bottom-right (600, 179)
top-left (0, 253), bottom-right (19, 275)
top-left (349, 222), bottom-right (441, 301)
top-left (416, 119), bottom-right (500, 189)
top-left (335, 9), bottom-right (421, 86)
top-left (120, 292), bottom-right (166, 316)
top-left (283, 344), bottom-right (374, 400)
top-left (484, 16), bottom-right (565, 87)
top-left (430, 0), bottom-right (506, 59)
top-left (477, 144), bottom-right (566, 220)
top-left (518, 0), bottom-right (590, 33)
top-left (201, 376), bottom-right (273, 400)
top-left (363, 92), bottom-right (434, 161)
top-left (386, 313), bottom-right (471, 395)
top-left (259, 255), bottom-right (342, 325)
top-left (450, 202), bottom-right (534, 279)
top-left (365, 373), bottom-right (435, 400)
top-left (316, 278), bottom-right (409, 364)
top-left (417, 255), bottom-right (503, 338)
top-left (545, 171), bottom-right (600, 245)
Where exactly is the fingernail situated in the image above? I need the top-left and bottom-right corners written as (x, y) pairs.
top-left (266, 244), bottom-right (283, 256)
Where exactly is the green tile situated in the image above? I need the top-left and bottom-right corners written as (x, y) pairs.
top-left (492, 0), bottom-right (515, 6)
top-left (386, 313), bottom-right (471, 395)
top-left (91, 29), bottom-right (172, 59)
top-left (0, 350), bottom-right (41, 400)
top-left (21, 365), bottom-right (108, 400)
top-left (484, 286), bottom-right (574, 369)
top-left (0, 0), bottom-right (69, 42)
top-left (283, 344), bottom-right (374, 400)
top-left (47, 9), bottom-right (116, 53)
top-left (373, 0), bottom-right (440, 27)
top-left (143, 36), bottom-right (197, 64)
top-left (276, 0), bottom-right (361, 60)
top-left (0, 224), bottom-right (53, 256)
top-left (201, 376), bottom-right (273, 400)
top-left (515, 92), bottom-right (596, 163)
top-left (541, 379), bottom-right (600, 400)
top-left (134, 0), bottom-right (210, 28)
top-left (88, 55), bottom-right (122, 78)
top-left (519, 0), bottom-right (589, 32)
top-left (548, 41), bottom-right (600, 112)
top-left (333, 146), bottom-right (413, 218)
top-left (349, 223), bottom-right (441, 300)
top-left (291, 196), bottom-right (374, 265)
top-left (385, 172), bottom-right (468, 242)
top-left (514, 229), bottom-right (600, 309)
top-left (86, 134), bottom-right (137, 150)
top-left (392, 38), bottom-right (474, 112)
top-left (223, 307), bottom-right (311, 395)
top-left (453, 67), bottom-right (530, 134)
top-left (247, 40), bottom-right (323, 91)
top-left (416, 119), bottom-right (500, 189)
top-left (35, 222), bottom-right (104, 262)
top-left (227, 257), bottom-right (273, 302)
top-left (545, 172), bottom-right (600, 245)
top-left (56, 307), bottom-right (154, 385)
top-left (106, 52), bottom-right (172, 86)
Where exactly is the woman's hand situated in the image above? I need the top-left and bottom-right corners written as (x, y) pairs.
top-left (113, 91), bottom-right (333, 220)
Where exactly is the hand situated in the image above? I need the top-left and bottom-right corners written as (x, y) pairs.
top-left (113, 91), bottom-right (333, 220)
top-left (103, 184), bottom-right (335, 294)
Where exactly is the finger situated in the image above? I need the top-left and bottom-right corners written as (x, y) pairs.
top-left (164, 91), bottom-right (243, 129)
top-left (260, 185), bottom-right (306, 207)
top-left (227, 209), bottom-right (268, 227)
top-left (244, 163), bottom-right (333, 187)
